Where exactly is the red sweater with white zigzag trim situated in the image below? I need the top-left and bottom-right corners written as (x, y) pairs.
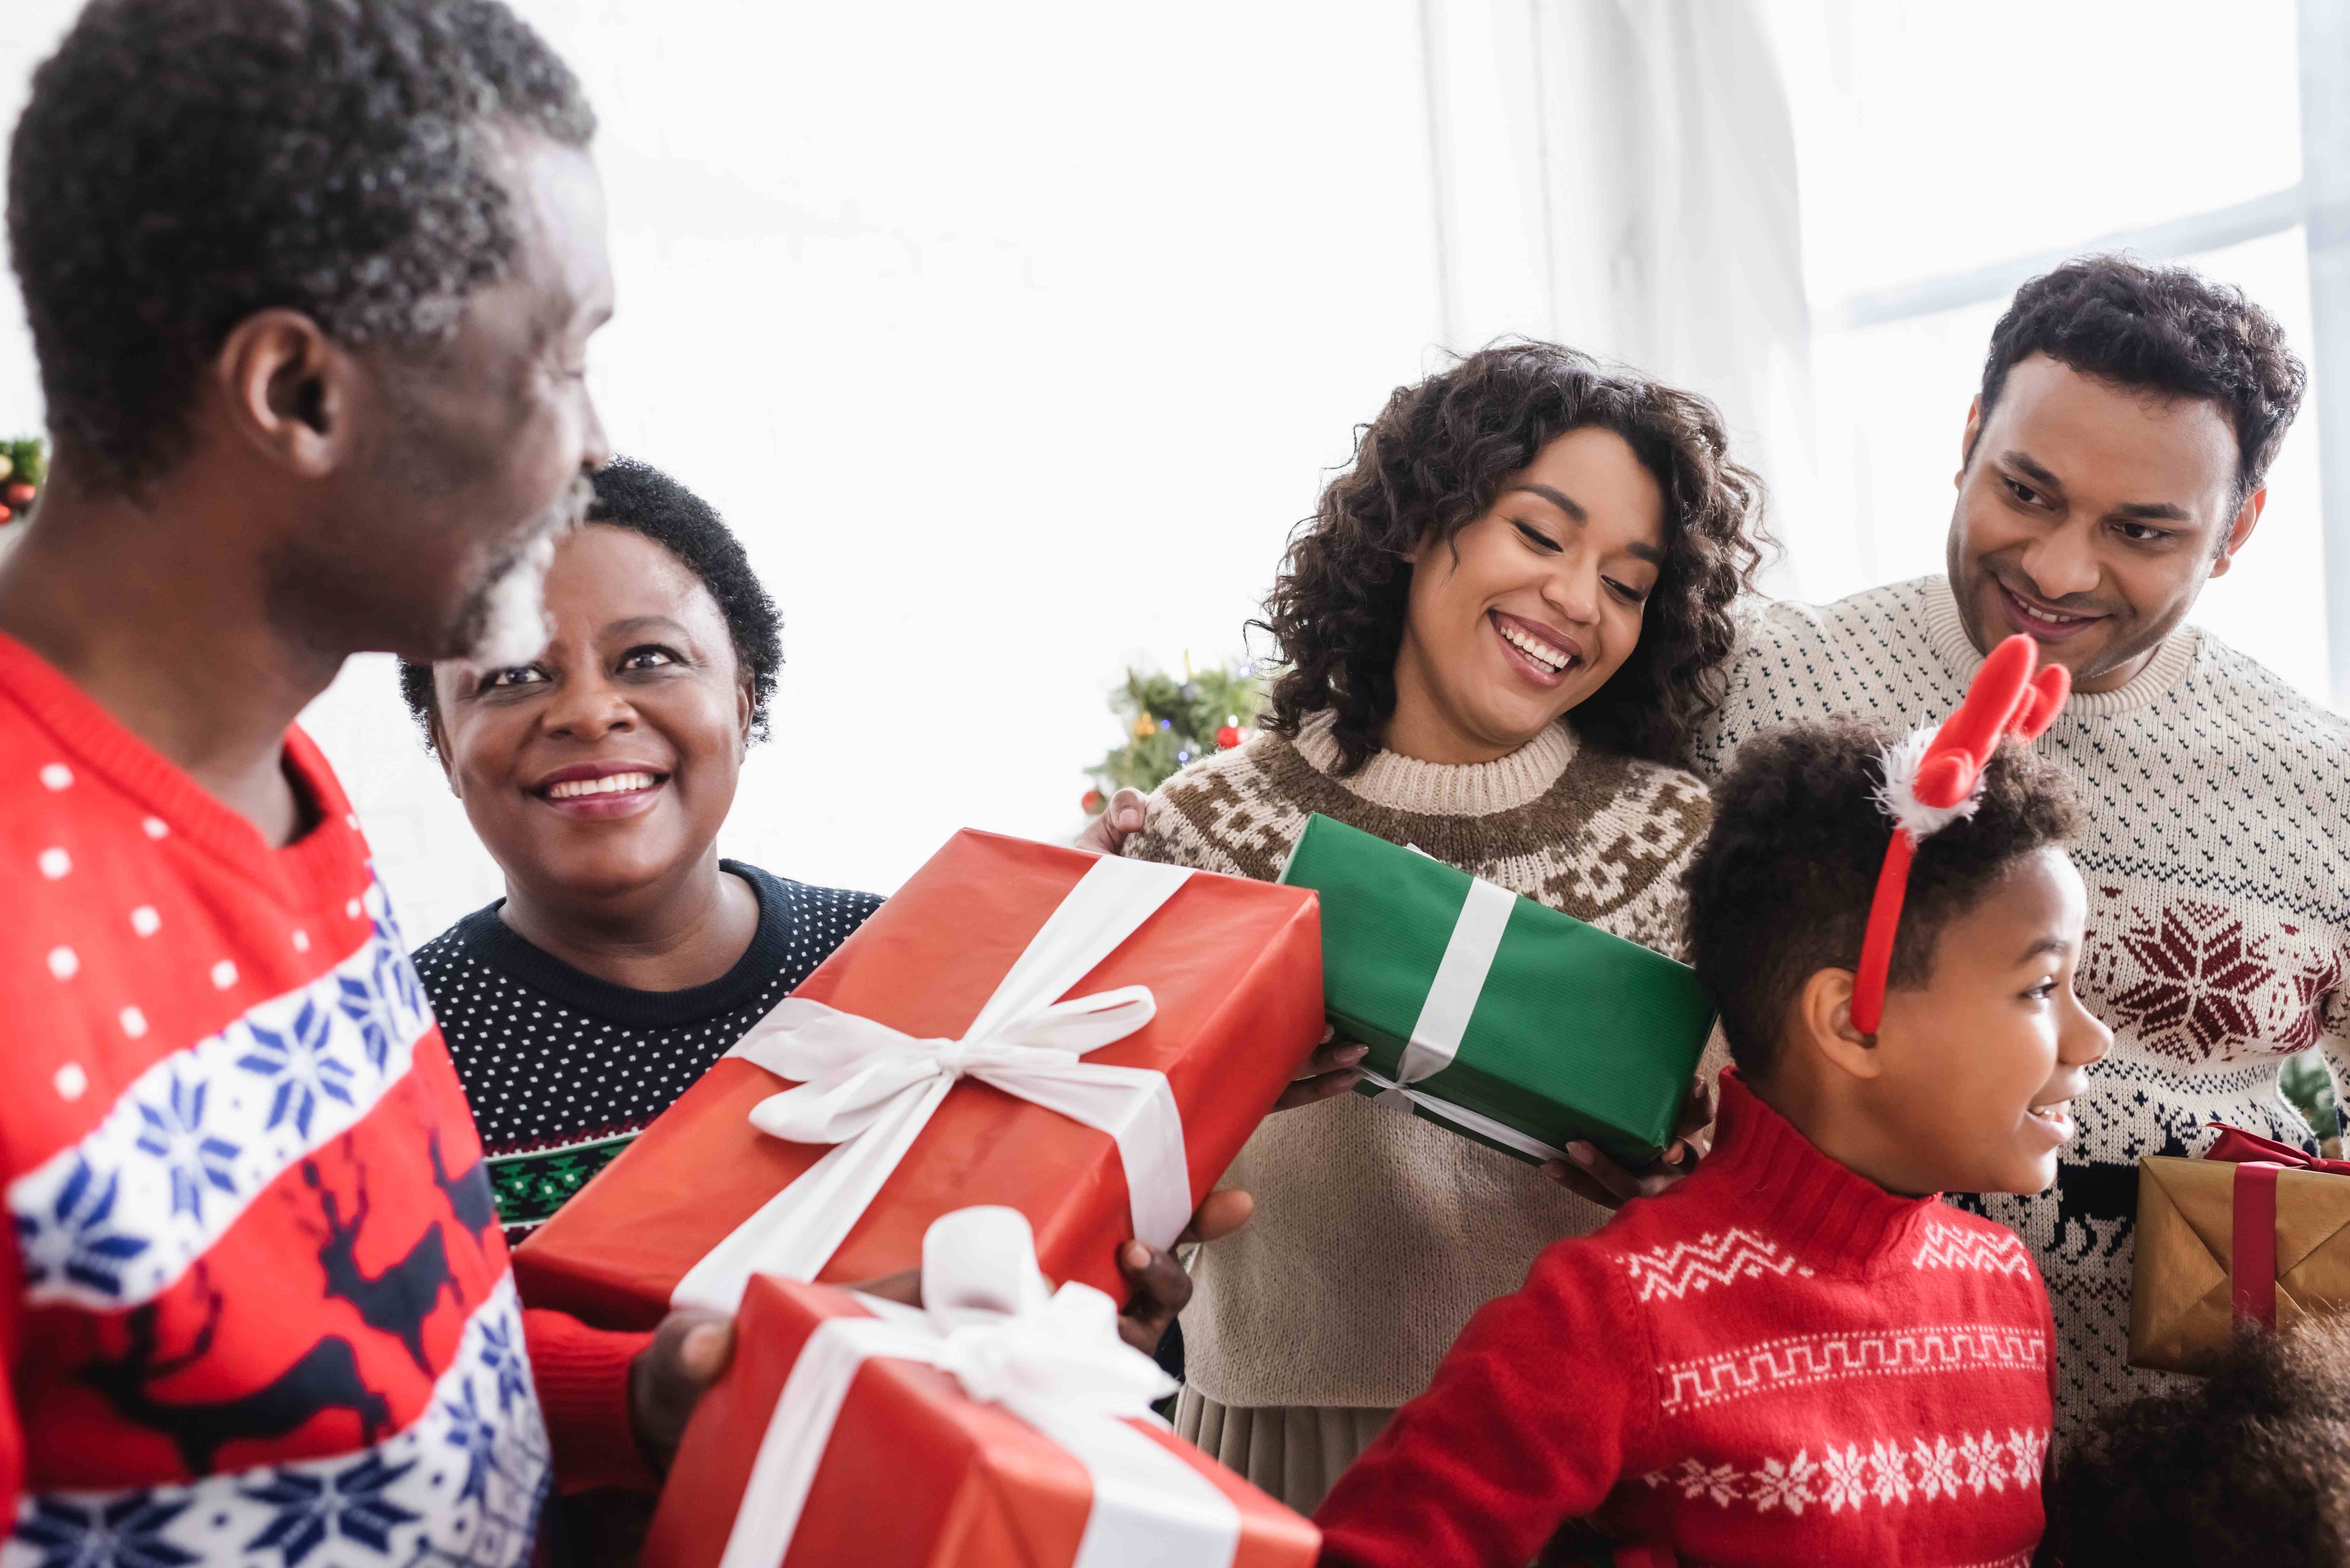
top-left (1316, 1071), bottom-right (2057, 1568)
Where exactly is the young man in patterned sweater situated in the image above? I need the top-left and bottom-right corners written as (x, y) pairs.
top-left (1691, 256), bottom-right (2344, 1443)
top-left (1317, 714), bottom-right (2110, 1567)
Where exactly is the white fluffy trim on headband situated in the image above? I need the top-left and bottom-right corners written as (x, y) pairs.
top-left (1873, 727), bottom-right (1986, 843)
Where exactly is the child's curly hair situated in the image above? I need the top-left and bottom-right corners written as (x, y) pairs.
top-left (1253, 341), bottom-right (1769, 773)
top-left (1683, 719), bottom-right (2077, 1077)
top-left (2039, 1320), bottom-right (2350, 1566)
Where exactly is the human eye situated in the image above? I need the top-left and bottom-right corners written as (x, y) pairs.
top-left (1604, 576), bottom-right (1651, 607)
top-left (2112, 520), bottom-right (2175, 546)
top-left (1512, 519), bottom-right (1562, 553)
top-left (618, 644), bottom-right (682, 673)
top-left (2022, 977), bottom-right (2058, 1002)
top-left (475, 664), bottom-right (547, 695)
top-left (2001, 475), bottom-right (2050, 510)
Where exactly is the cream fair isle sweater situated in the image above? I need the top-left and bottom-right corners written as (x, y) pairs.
top-left (1123, 709), bottom-right (1713, 1407)
top-left (1693, 575), bottom-right (2350, 1445)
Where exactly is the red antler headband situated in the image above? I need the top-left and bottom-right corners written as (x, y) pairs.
top-left (1850, 633), bottom-right (2070, 1035)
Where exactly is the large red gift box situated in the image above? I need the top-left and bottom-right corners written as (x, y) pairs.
top-left (513, 829), bottom-right (1323, 1327)
top-left (642, 1265), bottom-right (1320, 1568)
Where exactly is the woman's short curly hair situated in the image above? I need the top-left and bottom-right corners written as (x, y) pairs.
top-left (2040, 1319), bottom-right (2350, 1567)
top-left (398, 457), bottom-right (783, 753)
top-left (1254, 341), bottom-right (1769, 773)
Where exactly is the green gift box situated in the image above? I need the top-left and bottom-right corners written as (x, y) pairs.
top-left (1277, 812), bottom-right (1716, 1169)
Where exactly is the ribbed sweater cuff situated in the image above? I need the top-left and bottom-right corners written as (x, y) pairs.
top-left (522, 1308), bottom-right (659, 1494)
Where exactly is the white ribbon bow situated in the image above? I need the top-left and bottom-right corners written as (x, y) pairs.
top-left (717, 1207), bottom-right (1241, 1568)
top-left (674, 855), bottom-right (1197, 1312)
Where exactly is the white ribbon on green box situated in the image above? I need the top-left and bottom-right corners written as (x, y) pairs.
top-left (1360, 862), bottom-right (1572, 1165)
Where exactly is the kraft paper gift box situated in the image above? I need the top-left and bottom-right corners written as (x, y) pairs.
top-left (641, 1207), bottom-right (1319, 1568)
top-left (1276, 812), bottom-right (1715, 1169)
top-left (2129, 1125), bottom-right (2350, 1376)
top-left (514, 828), bottom-right (1323, 1327)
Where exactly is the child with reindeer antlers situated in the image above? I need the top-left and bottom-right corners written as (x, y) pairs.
top-left (1315, 637), bottom-right (2114, 1568)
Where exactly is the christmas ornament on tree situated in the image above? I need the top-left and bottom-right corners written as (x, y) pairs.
top-left (0, 436), bottom-right (43, 525)
top-left (1084, 655), bottom-right (1268, 811)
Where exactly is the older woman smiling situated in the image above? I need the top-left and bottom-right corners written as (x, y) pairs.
top-left (398, 459), bottom-right (1229, 1346)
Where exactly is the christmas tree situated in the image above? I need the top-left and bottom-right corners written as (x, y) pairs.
top-left (1083, 657), bottom-right (1268, 813)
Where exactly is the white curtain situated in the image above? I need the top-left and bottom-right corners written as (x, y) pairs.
top-left (1420, 0), bottom-right (1823, 591)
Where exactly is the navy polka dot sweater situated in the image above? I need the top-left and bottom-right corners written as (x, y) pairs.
top-left (413, 862), bottom-right (882, 1245)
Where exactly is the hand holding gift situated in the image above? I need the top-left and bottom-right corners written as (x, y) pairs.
top-left (642, 1207), bottom-right (1318, 1568)
top-left (517, 830), bottom-right (1322, 1327)
top-left (629, 1190), bottom-right (1257, 1473)
top-left (1276, 812), bottom-right (1717, 1172)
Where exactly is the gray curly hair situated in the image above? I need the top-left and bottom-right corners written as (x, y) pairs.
top-left (8, 0), bottom-right (595, 493)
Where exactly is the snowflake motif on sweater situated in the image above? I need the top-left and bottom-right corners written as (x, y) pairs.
top-left (1316, 1074), bottom-right (2057, 1568)
top-left (0, 635), bottom-right (655, 1568)
top-left (1690, 576), bottom-right (2350, 1442)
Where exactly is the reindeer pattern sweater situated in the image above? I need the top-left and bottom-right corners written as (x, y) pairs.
top-left (0, 634), bottom-right (649, 1568)
top-left (1315, 1073), bottom-right (2056, 1568)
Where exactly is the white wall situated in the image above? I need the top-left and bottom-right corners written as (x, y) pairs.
top-left (1, 0), bottom-right (1456, 936)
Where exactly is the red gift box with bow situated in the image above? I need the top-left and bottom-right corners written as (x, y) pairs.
top-left (642, 1207), bottom-right (1318, 1568)
top-left (512, 829), bottom-right (1323, 1327)
top-left (2129, 1125), bottom-right (2350, 1374)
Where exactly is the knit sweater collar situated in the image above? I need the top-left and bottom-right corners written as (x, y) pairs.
top-left (1702, 1070), bottom-right (1942, 1276)
top-left (1921, 573), bottom-right (2199, 719)
top-left (1287, 709), bottom-right (1579, 818)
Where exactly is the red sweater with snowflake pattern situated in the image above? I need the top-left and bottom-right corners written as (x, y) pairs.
top-left (1315, 1071), bottom-right (2057, 1568)
top-left (0, 633), bottom-right (653, 1568)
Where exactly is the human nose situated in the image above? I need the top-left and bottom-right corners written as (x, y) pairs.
top-left (2017, 521), bottom-right (2100, 602)
top-left (542, 663), bottom-right (633, 740)
top-left (578, 385), bottom-right (614, 473)
top-left (2061, 991), bottom-right (2114, 1067)
top-left (1545, 546), bottom-right (1603, 629)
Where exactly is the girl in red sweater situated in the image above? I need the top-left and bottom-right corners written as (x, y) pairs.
top-left (1316, 696), bottom-right (2113, 1566)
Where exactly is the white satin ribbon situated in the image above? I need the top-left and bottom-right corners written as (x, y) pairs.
top-left (716, 1207), bottom-right (1241, 1568)
top-left (1391, 874), bottom-right (1516, 1084)
top-left (1360, 1065), bottom-right (1569, 1164)
top-left (673, 855), bottom-right (1197, 1312)
top-left (1368, 871), bottom-right (1559, 1159)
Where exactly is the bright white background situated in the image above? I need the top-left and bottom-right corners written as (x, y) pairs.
top-left (0, 0), bottom-right (2335, 939)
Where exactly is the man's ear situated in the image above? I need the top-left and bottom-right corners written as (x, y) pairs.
top-left (736, 678), bottom-right (755, 759)
top-left (1793, 967), bottom-right (1883, 1083)
top-left (2208, 485), bottom-right (2266, 581)
top-left (1956, 395), bottom-right (1984, 489)
top-left (212, 308), bottom-right (363, 479)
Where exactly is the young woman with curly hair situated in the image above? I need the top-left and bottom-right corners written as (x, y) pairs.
top-left (1095, 341), bottom-right (1769, 1510)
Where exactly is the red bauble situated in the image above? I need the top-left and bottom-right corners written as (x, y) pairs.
top-left (1080, 788), bottom-right (1105, 814)
top-left (1215, 724), bottom-right (1244, 750)
top-left (0, 506), bottom-right (12, 524)
top-left (3, 483), bottom-right (31, 506)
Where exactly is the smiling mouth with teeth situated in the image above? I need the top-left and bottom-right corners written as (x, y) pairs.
top-left (1496, 615), bottom-right (1577, 674)
top-left (2026, 1099), bottom-right (2074, 1132)
top-left (1998, 581), bottom-right (2101, 632)
top-left (544, 771), bottom-right (661, 800)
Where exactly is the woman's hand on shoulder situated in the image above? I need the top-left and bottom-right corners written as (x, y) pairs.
top-left (1538, 1071), bottom-right (1717, 1209)
top-left (1079, 788), bottom-right (1148, 856)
